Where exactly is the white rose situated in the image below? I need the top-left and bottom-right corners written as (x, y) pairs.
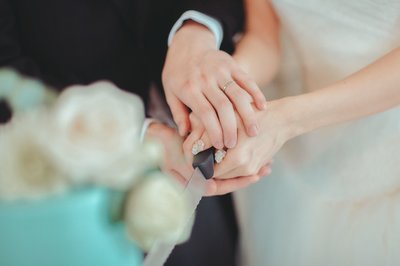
top-left (0, 110), bottom-right (68, 200)
top-left (45, 81), bottom-right (145, 188)
top-left (125, 172), bottom-right (193, 251)
top-left (0, 68), bottom-right (19, 98)
top-left (0, 69), bottom-right (56, 112)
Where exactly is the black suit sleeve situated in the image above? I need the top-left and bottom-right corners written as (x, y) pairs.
top-left (182, 0), bottom-right (244, 53)
top-left (0, 0), bottom-right (58, 85)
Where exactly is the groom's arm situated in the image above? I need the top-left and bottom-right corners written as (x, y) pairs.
top-left (173, 0), bottom-right (245, 52)
top-left (161, 0), bottom-right (267, 149)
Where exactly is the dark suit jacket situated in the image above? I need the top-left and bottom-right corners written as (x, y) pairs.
top-left (0, 0), bottom-right (243, 107)
top-left (0, 1), bottom-right (243, 265)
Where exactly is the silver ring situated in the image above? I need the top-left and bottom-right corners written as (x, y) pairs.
top-left (222, 80), bottom-right (234, 93)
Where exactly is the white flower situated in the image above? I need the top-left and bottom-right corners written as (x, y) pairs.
top-left (125, 172), bottom-right (193, 251)
top-left (0, 110), bottom-right (68, 200)
top-left (0, 68), bottom-right (19, 98)
top-left (0, 69), bottom-right (56, 112)
top-left (44, 81), bottom-right (145, 188)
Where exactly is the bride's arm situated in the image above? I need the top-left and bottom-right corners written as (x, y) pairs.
top-left (287, 47), bottom-right (400, 139)
top-left (233, 0), bottom-right (280, 86)
top-left (199, 47), bottom-right (400, 180)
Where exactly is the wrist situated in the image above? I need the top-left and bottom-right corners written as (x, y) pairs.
top-left (172, 21), bottom-right (217, 50)
top-left (277, 94), bottom-right (321, 141)
top-left (261, 97), bottom-right (308, 144)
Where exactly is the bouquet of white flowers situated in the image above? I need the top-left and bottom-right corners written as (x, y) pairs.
top-left (0, 69), bottom-right (192, 265)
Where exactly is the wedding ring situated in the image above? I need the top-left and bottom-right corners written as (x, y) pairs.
top-left (221, 80), bottom-right (234, 93)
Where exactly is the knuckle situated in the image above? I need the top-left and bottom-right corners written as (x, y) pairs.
top-left (217, 50), bottom-right (231, 60)
top-left (200, 73), bottom-right (212, 85)
top-left (184, 79), bottom-right (197, 93)
top-left (216, 65), bottom-right (229, 76)
top-left (162, 128), bottom-right (175, 140)
top-left (184, 73), bottom-right (202, 89)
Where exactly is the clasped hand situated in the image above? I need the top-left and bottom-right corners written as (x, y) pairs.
top-left (183, 99), bottom-right (292, 196)
top-left (160, 22), bottom-right (291, 196)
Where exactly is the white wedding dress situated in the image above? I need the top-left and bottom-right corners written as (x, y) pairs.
top-left (235, 1), bottom-right (400, 265)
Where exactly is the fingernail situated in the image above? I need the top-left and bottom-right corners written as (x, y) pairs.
top-left (214, 149), bottom-right (226, 164)
top-left (214, 140), bottom-right (224, 150)
top-left (248, 124), bottom-right (259, 136)
top-left (225, 139), bottom-right (236, 149)
top-left (192, 139), bottom-right (205, 155)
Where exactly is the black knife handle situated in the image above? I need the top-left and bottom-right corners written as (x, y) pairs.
top-left (192, 147), bottom-right (215, 179)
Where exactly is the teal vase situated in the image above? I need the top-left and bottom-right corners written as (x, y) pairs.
top-left (0, 187), bottom-right (143, 266)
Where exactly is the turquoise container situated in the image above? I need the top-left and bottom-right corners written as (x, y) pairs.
top-left (0, 187), bottom-right (143, 266)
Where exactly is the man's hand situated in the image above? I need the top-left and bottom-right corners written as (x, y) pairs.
top-left (145, 122), bottom-right (193, 185)
top-left (162, 21), bottom-right (267, 150)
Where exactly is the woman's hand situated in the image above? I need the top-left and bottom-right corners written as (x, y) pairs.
top-left (184, 99), bottom-right (294, 180)
top-left (162, 21), bottom-right (267, 150)
top-left (146, 122), bottom-right (271, 196)
top-left (214, 99), bottom-right (290, 179)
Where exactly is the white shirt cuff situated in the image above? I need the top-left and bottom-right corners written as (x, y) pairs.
top-left (140, 118), bottom-right (158, 142)
top-left (168, 10), bottom-right (223, 49)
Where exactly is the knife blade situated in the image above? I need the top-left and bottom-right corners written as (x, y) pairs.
top-left (142, 148), bottom-right (215, 266)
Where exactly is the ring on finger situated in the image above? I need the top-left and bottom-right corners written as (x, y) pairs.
top-left (221, 80), bottom-right (234, 93)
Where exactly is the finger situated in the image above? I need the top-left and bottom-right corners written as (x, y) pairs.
top-left (183, 113), bottom-right (207, 155)
top-left (214, 148), bottom-right (268, 179)
top-left (257, 165), bottom-right (272, 177)
top-left (203, 80), bottom-right (237, 148)
top-left (259, 159), bottom-right (273, 176)
top-left (222, 80), bottom-right (259, 137)
top-left (205, 174), bottom-right (261, 196)
top-left (183, 115), bottom-right (204, 163)
top-left (184, 130), bottom-right (212, 165)
top-left (165, 93), bottom-right (190, 136)
top-left (213, 151), bottom-right (238, 178)
top-left (178, 161), bottom-right (196, 181)
top-left (232, 68), bottom-right (267, 110)
top-left (187, 92), bottom-right (224, 149)
top-left (161, 167), bottom-right (188, 188)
